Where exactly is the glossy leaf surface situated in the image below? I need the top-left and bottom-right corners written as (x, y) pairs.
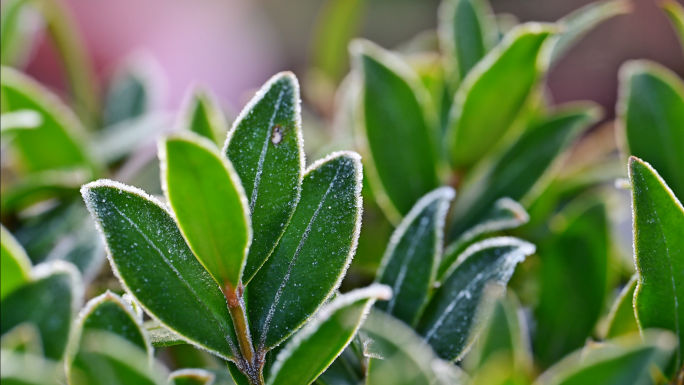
top-left (351, 40), bottom-right (440, 222)
top-left (82, 180), bottom-right (239, 360)
top-left (446, 23), bottom-right (555, 168)
top-left (375, 187), bottom-right (454, 325)
top-left (417, 237), bottom-right (535, 361)
top-left (225, 72), bottom-right (304, 284)
top-left (266, 285), bottom-right (390, 385)
top-left (449, 103), bottom-right (600, 238)
top-left (605, 275), bottom-right (638, 339)
top-left (163, 135), bottom-right (251, 289)
top-left (629, 157), bottom-right (684, 369)
top-left (619, 61), bottom-right (684, 201)
top-left (248, 152), bottom-right (363, 350)
top-left (0, 225), bottom-right (31, 301)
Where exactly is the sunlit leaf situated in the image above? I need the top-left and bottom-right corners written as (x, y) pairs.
top-left (0, 225), bottom-right (32, 301)
top-left (604, 275), bottom-right (639, 339)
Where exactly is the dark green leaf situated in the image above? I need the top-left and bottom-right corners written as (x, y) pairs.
top-left (0, 225), bottom-right (31, 301)
top-left (534, 198), bottom-right (609, 368)
top-left (661, 0), bottom-right (684, 51)
top-left (0, 67), bottom-right (95, 172)
top-left (248, 152), bottom-right (363, 350)
top-left (184, 88), bottom-right (227, 145)
top-left (629, 156), bottom-right (684, 370)
top-left (266, 285), bottom-right (390, 385)
top-left (446, 23), bottom-right (555, 169)
top-left (438, 0), bottom-right (497, 81)
top-left (103, 64), bottom-right (151, 127)
top-left (449, 103), bottom-right (601, 239)
top-left (416, 237), bottom-right (535, 361)
top-left (169, 369), bottom-right (216, 385)
top-left (619, 61), bottom-right (684, 201)
top-left (550, 0), bottom-right (630, 64)
top-left (351, 40), bottom-right (440, 222)
top-left (163, 134), bottom-right (251, 289)
top-left (315, 344), bottom-right (364, 385)
top-left (439, 197), bottom-right (528, 279)
top-left (605, 275), bottom-right (639, 339)
top-left (375, 187), bottom-right (454, 325)
top-left (225, 72), bottom-right (304, 284)
top-left (81, 180), bottom-right (239, 360)
top-left (1, 260), bottom-right (81, 360)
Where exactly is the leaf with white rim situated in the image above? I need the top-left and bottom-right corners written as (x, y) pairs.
top-left (375, 187), bottom-right (454, 325)
top-left (169, 369), bottom-right (216, 385)
top-left (224, 72), bottom-right (304, 284)
top-left (247, 151), bottom-right (363, 350)
top-left (183, 87), bottom-right (227, 145)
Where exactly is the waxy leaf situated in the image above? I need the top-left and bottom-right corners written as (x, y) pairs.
top-left (248, 152), bottom-right (363, 350)
top-left (169, 369), bottom-right (216, 385)
top-left (446, 23), bottom-right (555, 169)
top-left (439, 197), bottom-right (528, 279)
top-left (605, 275), bottom-right (639, 339)
top-left (536, 331), bottom-right (676, 385)
top-left (1, 260), bottom-right (81, 360)
top-left (375, 187), bottom-right (454, 325)
top-left (162, 134), bottom-right (251, 289)
top-left (550, 0), bottom-right (631, 64)
top-left (81, 180), bottom-right (240, 360)
top-left (0, 225), bottom-right (31, 301)
top-left (266, 285), bottom-right (391, 385)
top-left (438, 0), bottom-right (497, 81)
top-left (225, 72), bottom-right (304, 284)
top-left (535, 198), bottom-right (608, 368)
top-left (618, 61), bottom-right (684, 201)
top-left (416, 237), bottom-right (535, 361)
top-left (449, 103), bottom-right (601, 238)
top-left (661, 0), bottom-right (684, 51)
top-left (629, 157), bottom-right (684, 370)
top-left (184, 88), bottom-right (227, 145)
top-left (0, 66), bottom-right (94, 172)
top-left (351, 40), bottom-right (440, 222)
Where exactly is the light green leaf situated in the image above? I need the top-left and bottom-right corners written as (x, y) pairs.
top-left (0, 260), bottom-right (82, 360)
top-left (446, 23), bottom-right (555, 169)
top-left (103, 64), bottom-right (152, 127)
top-left (0, 225), bottom-right (31, 301)
top-left (162, 134), bottom-right (251, 290)
top-left (375, 187), bottom-right (454, 325)
top-left (661, 0), bottom-right (684, 51)
top-left (416, 237), bottom-right (535, 361)
top-left (0, 66), bottom-right (95, 172)
top-left (629, 156), bottom-right (684, 370)
top-left (534, 198), bottom-right (609, 368)
top-left (449, 103), bottom-right (601, 238)
top-left (1, 109), bottom-right (41, 135)
top-left (266, 285), bottom-right (391, 385)
top-left (81, 180), bottom-right (240, 360)
top-left (145, 321), bottom-right (186, 348)
top-left (438, 0), bottom-right (497, 81)
top-left (439, 197), bottom-right (528, 279)
top-left (618, 60), bottom-right (684, 201)
top-left (247, 152), bottom-right (363, 350)
top-left (0, 0), bottom-right (39, 67)
top-left (351, 40), bottom-right (440, 222)
top-left (225, 72), bottom-right (304, 284)
top-left (550, 0), bottom-right (631, 64)
top-left (169, 369), bottom-right (216, 385)
top-left (183, 87), bottom-right (227, 145)
top-left (605, 275), bottom-right (639, 339)
top-left (0, 167), bottom-right (89, 213)
top-left (536, 331), bottom-right (676, 385)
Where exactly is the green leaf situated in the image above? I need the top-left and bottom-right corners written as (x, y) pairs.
top-left (162, 134), bottom-right (251, 290)
top-left (618, 60), bottom-right (684, 201)
top-left (375, 187), bottom-right (454, 325)
top-left (449, 103), bottom-right (601, 238)
top-left (90, 114), bottom-right (169, 165)
top-left (0, 66), bottom-right (95, 172)
top-left (183, 87), bottom-right (227, 145)
top-left (1, 109), bottom-right (41, 136)
top-left (416, 237), bottom-right (535, 361)
top-left (536, 331), bottom-right (676, 385)
top-left (629, 156), bottom-right (684, 370)
top-left (534, 198), bottom-right (609, 368)
top-left (605, 275), bottom-right (639, 339)
top-left (0, 350), bottom-right (63, 385)
top-left (446, 23), bottom-right (555, 169)
top-left (247, 152), bottom-right (363, 350)
top-left (145, 321), bottom-right (186, 348)
top-left (315, 344), bottom-right (364, 385)
top-left (351, 40), bottom-right (440, 222)
top-left (81, 180), bottom-right (240, 360)
top-left (0, 168), bottom-right (89, 213)
top-left (438, 0), bottom-right (497, 81)
top-left (550, 0), bottom-right (631, 64)
top-left (169, 369), bottom-right (216, 385)
top-left (1, 260), bottom-right (82, 360)
top-left (225, 72), bottom-right (304, 284)
top-left (266, 285), bottom-right (391, 385)
top-left (0, 225), bottom-right (31, 301)
top-left (661, 0), bottom-right (684, 51)
top-left (0, 0), bottom-right (39, 67)
top-left (103, 64), bottom-right (152, 127)
top-left (439, 197), bottom-right (528, 279)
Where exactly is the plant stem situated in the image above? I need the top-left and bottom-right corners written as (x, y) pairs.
top-left (224, 283), bottom-right (264, 385)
